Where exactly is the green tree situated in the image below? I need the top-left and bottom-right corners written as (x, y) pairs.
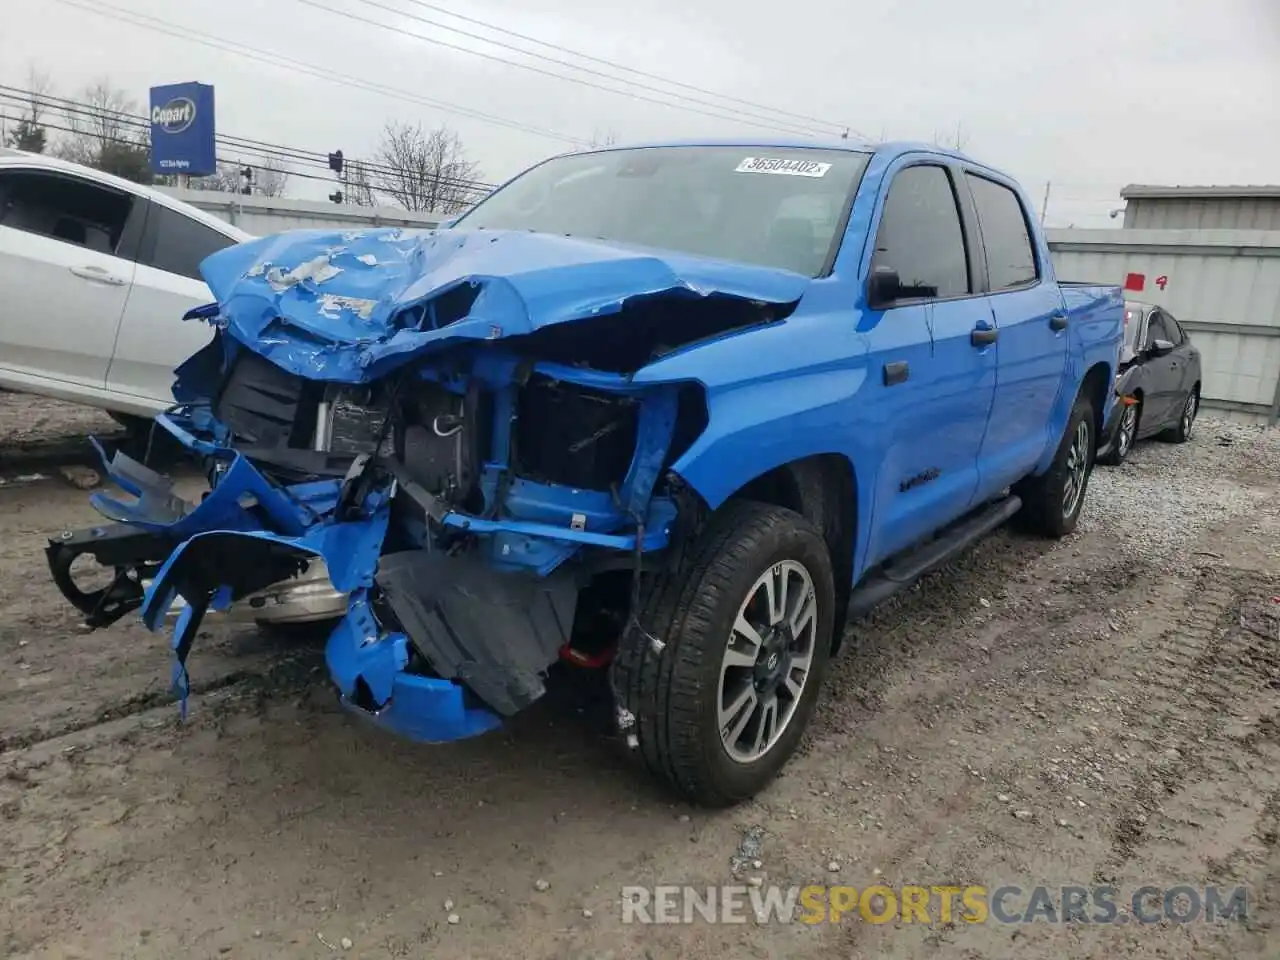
top-left (4, 68), bottom-right (52, 153)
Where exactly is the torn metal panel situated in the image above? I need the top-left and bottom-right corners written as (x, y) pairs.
top-left (375, 550), bottom-right (578, 716)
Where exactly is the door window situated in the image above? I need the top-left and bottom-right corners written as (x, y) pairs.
top-left (0, 169), bottom-right (135, 256)
top-left (1161, 310), bottom-right (1185, 345)
top-left (964, 174), bottom-right (1038, 290)
top-left (140, 203), bottom-right (237, 282)
top-left (870, 165), bottom-right (970, 300)
top-left (1144, 311), bottom-right (1172, 348)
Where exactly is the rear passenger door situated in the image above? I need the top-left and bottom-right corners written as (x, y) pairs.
top-left (964, 172), bottom-right (1069, 494)
top-left (861, 161), bottom-right (996, 567)
top-left (106, 201), bottom-right (238, 406)
top-left (0, 168), bottom-right (141, 389)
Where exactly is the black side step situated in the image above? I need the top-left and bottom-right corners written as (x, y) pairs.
top-left (847, 495), bottom-right (1022, 618)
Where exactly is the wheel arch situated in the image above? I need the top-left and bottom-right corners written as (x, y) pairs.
top-left (692, 453), bottom-right (858, 656)
top-left (1080, 361), bottom-right (1112, 452)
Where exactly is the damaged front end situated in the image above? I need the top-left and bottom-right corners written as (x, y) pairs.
top-left (48, 226), bottom-right (803, 742)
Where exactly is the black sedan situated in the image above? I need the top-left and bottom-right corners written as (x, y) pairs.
top-left (1097, 300), bottom-right (1203, 466)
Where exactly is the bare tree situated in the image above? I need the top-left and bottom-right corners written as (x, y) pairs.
top-left (344, 159), bottom-right (378, 206)
top-left (54, 79), bottom-right (152, 183)
top-left (251, 159), bottom-right (290, 197)
top-left (932, 122), bottom-right (970, 152)
top-left (372, 121), bottom-right (481, 214)
top-left (188, 158), bottom-right (289, 197)
top-left (588, 127), bottom-right (619, 149)
top-left (4, 66), bottom-right (53, 153)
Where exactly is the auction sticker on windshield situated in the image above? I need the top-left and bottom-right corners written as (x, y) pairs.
top-left (735, 157), bottom-right (832, 177)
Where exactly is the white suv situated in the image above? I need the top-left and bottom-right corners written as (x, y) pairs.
top-left (0, 149), bottom-right (251, 420)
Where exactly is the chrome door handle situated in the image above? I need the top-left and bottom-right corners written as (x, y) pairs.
top-left (70, 265), bottom-right (125, 286)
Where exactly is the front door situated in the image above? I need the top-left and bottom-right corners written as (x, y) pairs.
top-left (860, 161), bottom-right (996, 568)
top-left (1140, 309), bottom-right (1180, 428)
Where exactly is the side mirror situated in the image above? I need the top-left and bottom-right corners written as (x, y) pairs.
top-left (868, 265), bottom-right (901, 308)
top-left (1149, 338), bottom-right (1175, 356)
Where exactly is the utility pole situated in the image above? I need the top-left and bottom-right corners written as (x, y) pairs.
top-left (1039, 181), bottom-right (1051, 224)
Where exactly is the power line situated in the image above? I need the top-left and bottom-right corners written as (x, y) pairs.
top-left (322, 0), bottom-right (847, 137)
top-left (394, 0), bottom-right (859, 136)
top-left (0, 111), bottom-right (353, 188)
top-left (295, 0), bottom-right (825, 138)
top-left (0, 87), bottom-right (495, 196)
top-left (48, 0), bottom-right (591, 147)
top-left (0, 88), bottom-right (489, 193)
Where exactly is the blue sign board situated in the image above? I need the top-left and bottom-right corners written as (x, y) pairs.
top-left (149, 82), bottom-right (216, 176)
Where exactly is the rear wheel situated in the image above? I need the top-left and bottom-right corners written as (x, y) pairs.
top-left (615, 501), bottom-right (834, 807)
top-left (1014, 392), bottom-right (1095, 538)
top-left (1163, 388), bottom-right (1198, 443)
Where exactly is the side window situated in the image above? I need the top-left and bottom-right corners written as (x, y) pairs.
top-left (0, 169), bottom-right (134, 256)
top-left (1162, 311), bottom-right (1185, 345)
top-left (1144, 311), bottom-right (1171, 348)
top-left (870, 165), bottom-right (969, 300)
top-left (965, 173), bottom-right (1037, 290)
top-left (141, 204), bottom-right (236, 282)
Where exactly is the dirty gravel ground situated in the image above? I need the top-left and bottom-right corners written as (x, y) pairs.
top-left (2, 393), bottom-right (1279, 960)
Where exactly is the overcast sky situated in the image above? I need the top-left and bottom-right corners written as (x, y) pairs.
top-left (4, 0), bottom-right (1277, 225)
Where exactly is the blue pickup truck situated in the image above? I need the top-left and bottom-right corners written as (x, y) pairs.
top-left (47, 140), bottom-right (1123, 806)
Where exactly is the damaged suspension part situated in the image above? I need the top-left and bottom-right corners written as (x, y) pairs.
top-left (46, 523), bottom-right (177, 628)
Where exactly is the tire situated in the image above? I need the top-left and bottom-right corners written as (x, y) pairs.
top-left (614, 500), bottom-right (835, 807)
top-left (1014, 392), bottom-right (1095, 538)
top-left (1162, 387), bottom-right (1198, 443)
top-left (108, 411), bottom-right (151, 435)
top-left (1098, 398), bottom-right (1139, 466)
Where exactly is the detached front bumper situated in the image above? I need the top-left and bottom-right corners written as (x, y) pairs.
top-left (50, 397), bottom-right (671, 745)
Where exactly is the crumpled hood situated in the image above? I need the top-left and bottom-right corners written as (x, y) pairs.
top-left (195, 227), bottom-right (810, 382)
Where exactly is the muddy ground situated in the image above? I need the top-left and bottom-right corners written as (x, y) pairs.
top-left (1, 392), bottom-right (1278, 959)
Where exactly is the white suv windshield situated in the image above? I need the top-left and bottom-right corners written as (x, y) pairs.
top-left (454, 146), bottom-right (871, 277)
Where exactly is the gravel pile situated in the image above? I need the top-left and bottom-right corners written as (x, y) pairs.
top-left (1080, 415), bottom-right (1280, 571)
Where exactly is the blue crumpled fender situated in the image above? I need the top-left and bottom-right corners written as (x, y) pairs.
top-left (325, 593), bottom-right (502, 743)
top-left (144, 506), bottom-right (390, 715)
top-left (144, 511), bottom-right (504, 743)
top-left (196, 227), bottom-right (808, 384)
top-left (88, 435), bottom-right (333, 539)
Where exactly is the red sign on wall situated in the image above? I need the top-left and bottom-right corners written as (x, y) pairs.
top-left (1124, 272), bottom-right (1146, 291)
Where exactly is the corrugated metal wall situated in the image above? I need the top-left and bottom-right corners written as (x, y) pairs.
top-left (155, 187), bottom-right (442, 234)
top-left (1047, 228), bottom-right (1280, 423)
top-left (1124, 197), bottom-right (1280, 231)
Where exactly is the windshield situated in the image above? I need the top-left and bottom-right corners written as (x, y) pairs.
top-left (454, 146), bottom-right (871, 277)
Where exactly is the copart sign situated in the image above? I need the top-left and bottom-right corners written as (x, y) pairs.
top-left (148, 81), bottom-right (217, 177)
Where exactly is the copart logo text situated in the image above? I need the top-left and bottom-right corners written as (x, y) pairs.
top-left (152, 98), bottom-right (196, 134)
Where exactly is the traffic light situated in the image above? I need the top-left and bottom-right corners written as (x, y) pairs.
top-left (328, 150), bottom-right (344, 175)
top-left (240, 166), bottom-right (253, 195)
top-left (329, 190), bottom-right (344, 204)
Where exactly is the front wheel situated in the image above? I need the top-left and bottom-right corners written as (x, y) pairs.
top-left (615, 501), bottom-right (835, 807)
top-left (1014, 392), bottom-right (1095, 538)
top-left (1099, 398), bottom-right (1139, 466)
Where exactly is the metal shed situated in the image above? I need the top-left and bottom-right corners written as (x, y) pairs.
top-left (1121, 185), bottom-right (1280, 231)
top-left (1048, 228), bottom-right (1280, 424)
